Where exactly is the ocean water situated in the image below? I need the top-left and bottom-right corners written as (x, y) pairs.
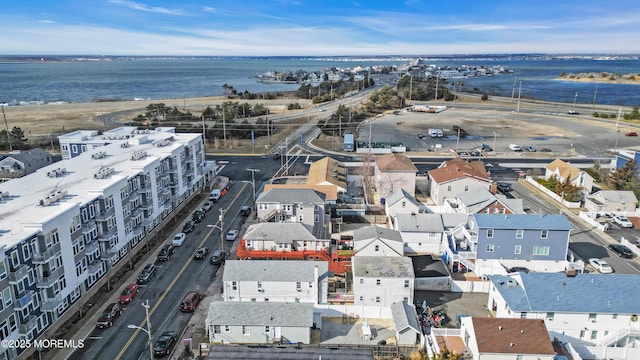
top-left (1, 57), bottom-right (639, 106)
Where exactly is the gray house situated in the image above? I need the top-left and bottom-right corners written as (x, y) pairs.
top-left (584, 190), bottom-right (638, 213)
top-left (256, 188), bottom-right (330, 238)
top-left (391, 301), bottom-right (421, 345)
top-left (0, 148), bottom-right (52, 180)
top-left (470, 214), bottom-right (572, 275)
top-left (206, 301), bottom-right (314, 344)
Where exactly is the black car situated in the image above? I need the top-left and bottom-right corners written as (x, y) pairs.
top-left (182, 221), bottom-right (196, 233)
top-left (137, 263), bottom-right (157, 285)
top-left (157, 244), bottom-right (175, 261)
top-left (481, 143), bottom-right (493, 152)
top-left (240, 205), bottom-right (252, 216)
top-left (497, 182), bottom-right (512, 193)
top-left (192, 210), bottom-right (204, 223)
top-left (96, 303), bottom-right (123, 329)
top-left (193, 247), bottom-right (210, 260)
top-left (210, 249), bottom-right (226, 265)
top-left (608, 244), bottom-right (634, 258)
top-left (153, 331), bottom-right (177, 357)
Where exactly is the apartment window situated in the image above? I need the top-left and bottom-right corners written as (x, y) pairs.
top-left (516, 356), bottom-right (524, 360)
top-left (242, 326), bottom-right (250, 335)
top-left (486, 244), bottom-right (495, 253)
top-left (514, 245), bottom-right (521, 255)
top-left (0, 261), bottom-right (6, 281)
top-left (359, 279), bottom-right (364, 284)
top-left (520, 312), bottom-right (527, 319)
top-left (447, 185), bottom-right (452, 191)
top-left (375, 297), bottom-right (380, 303)
top-left (22, 243), bottom-right (31, 261)
top-left (224, 325), bottom-right (230, 332)
top-left (464, 185), bottom-right (468, 191)
top-left (404, 280), bottom-right (410, 288)
top-left (541, 229), bottom-right (548, 239)
top-left (401, 201), bottom-right (406, 207)
top-left (613, 314), bottom-right (618, 319)
top-left (265, 326), bottom-right (270, 333)
top-left (589, 313), bottom-right (597, 322)
top-left (213, 325), bottom-right (220, 334)
top-left (547, 312), bottom-right (555, 321)
top-left (257, 282), bottom-right (262, 290)
top-left (376, 279), bottom-right (381, 286)
top-left (296, 282), bottom-right (301, 292)
top-left (232, 281), bottom-right (237, 290)
top-left (486, 229), bottom-right (494, 238)
top-left (532, 246), bottom-right (550, 256)
top-left (590, 331), bottom-right (598, 340)
top-left (515, 229), bottom-right (524, 238)
top-left (374, 245), bottom-right (379, 252)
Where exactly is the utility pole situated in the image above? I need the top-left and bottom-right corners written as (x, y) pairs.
top-left (201, 115), bottom-right (206, 144)
top-left (339, 114), bottom-right (342, 137)
top-left (2, 106), bottom-right (12, 152)
top-left (434, 75), bottom-right (439, 104)
top-left (266, 109), bottom-right (270, 147)
top-left (455, 127), bottom-right (461, 152)
top-left (246, 169), bottom-right (260, 213)
top-left (592, 84), bottom-right (598, 108)
top-left (409, 74), bottom-right (413, 106)
top-left (222, 110), bottom-right (227, 149)
top-left (516, 81), bottom-right (522, 113)
top-left (219, 208), bottom-right (225, 253)
top-left (143, 300), bottom-right (154, 360)
top-left (511, 77), bottom-right (517, 102)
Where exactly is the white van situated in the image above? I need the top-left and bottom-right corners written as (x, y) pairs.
top-left (509, 144), bottom-right (522, 151)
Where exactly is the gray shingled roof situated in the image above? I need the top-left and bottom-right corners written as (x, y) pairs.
top-left (243, 223), bottom-right (317, 244)
top-left (353, 225), bottom-right (403, 243)
top-left (256, 188), bottom-right (326, 204)
top-left (207, 301), bottom-right (314, 327)
top-left (385, 189), bottom-right (421, 208)
top-left (391, 301), bottom-right (420, 333)
top-left (352, 257), bottom-right (415, 278)
top-left (222, 260), bottom-right (328, 282)
top-left (395, 213), bottom-right (444, 233)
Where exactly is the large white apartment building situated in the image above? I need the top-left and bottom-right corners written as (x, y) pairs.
top-left (0, 128), bottom-right (205, 360)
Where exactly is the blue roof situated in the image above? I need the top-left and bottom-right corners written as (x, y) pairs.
top-left (490, 273), bottom-right (640, 314)
top-left (474, 214), bottom-right (572, 230)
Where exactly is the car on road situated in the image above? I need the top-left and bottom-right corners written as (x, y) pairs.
top-left (272, 153), bottom-right (281, 160)
top-left (508, 144), bottom-right (522, 152)
top-left (524, 145), bottom-right (536, 152)
top-left (588, 258), bottom-right (614, 274)
top-left (613, 215), bottom-right (634, 228)
top-left (417, 133), bottom-right (425, 139)
top-left (192, 210), bottom-right (205, 223)
top-left (567, 110), bottom-right (579, 115)
top-left (179, 291), bottom-right (203, 312)
top-left (157, 244), bottom-right (175, 261)
top-left (225, 229), bottom-right (239, 241)
top-left (608, 244), bottom-right (634, 258)
top-left (626, 132), bottom-right (638, 137)
top-left (182, 220), bottom-right (196, 233)
top-left (497, 182), bottom-right (512, 192)
top-left (171, 232), bottom-right (186, 246)
top-left (96, 303), bottom-right (123, 328)
top-left (136, 263), bottom-right (157, 285)
top-left (481, 143), bottom-right (493, 152)
top-left (153, 331), bottom-right (177, 357)
top-left (318, 108), bottom-right (326, 112)
top-left (210, 249), bottom-right (226, 265)
top-left (118, 284), bottom-right (140, 304)
top-left (193, 247), bottom-right (210, 260)
top-left (240, 205), bottom-right (252, 216)
top-left (202, 201), bottom-right (213, 213)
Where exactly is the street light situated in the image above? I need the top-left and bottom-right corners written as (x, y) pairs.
top-left (246, 168), bottom-right (260, 212)
top-left (207, 208), bottom-right (225, 252)
top-left (127, 299), bottom-right (154, 360)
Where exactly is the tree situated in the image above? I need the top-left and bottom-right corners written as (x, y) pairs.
top-left (609, 161), bottom-right (636, 190)
top-left (555, 179), bottom-right (580, 202)
top-left (9, 126), bottom-right (27, 149)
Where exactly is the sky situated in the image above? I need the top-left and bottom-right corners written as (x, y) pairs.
top-left (2, 0), bottom-right (640, 56)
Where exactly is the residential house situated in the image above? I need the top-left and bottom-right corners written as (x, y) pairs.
top-left (352, 256), bottom-right (414, 307)
top-left (222, 260), bottom-right (328, 304)
top-left (440, 317), bottom-right (557, 360)
top-left (375, 153), bottom-right (418, 200)
top-left (544, 159), bottom-right (594, 195)
top-left (385, 188), bottom-right (424, 219)
top-left (391, 301), bottom-right (421, 346)
top-left (454, 214), bottom-right (572, 276)
top-left (306, 157), bottom-right (347, 194)
top-left (444, 186), bottom-right (524, 214)
top-left (206, 301), bottom-right (314, 345)
top-left (394, 213), bottom-right (445, 254)
top-left (0, 149), bottom-right (52, 180)
top-left (353, 225), bottom-right (404, 257)
top-left (0, 128), bottom-right (204, 360)
top-left (262, 183), bottom-right (338, 205)
top-left (610, 149), bottom-right (640, 173)
top-left (428, 158), bottom-right (492, 205)
top-left (255, 188), bottom-right (330, 239)
top-left (242, 223), bottom-right (329, 253)
top-left (488, 272), bottom-right (640, 360)
top-left (584, 190), bottom-right (638, 213)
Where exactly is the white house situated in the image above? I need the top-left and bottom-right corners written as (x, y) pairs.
top-left (352, 256), bottom-right (415, 307)
top-left (353, 225), bottom-right (404, 257)
top-left (545, 159), bottom-right (594, 196)
top-left (206, 301), bottom-right (314, 345)
top-left (443, 186), bottom-right (524, 214)
top-left (428, 158), bottom-right (492, 205)
top-left (488, 272), bottom-right (640, 360)
top-left (242, 222), bottom-right (329, 253)
top-left (384, 188), bottom-right (424, 219)
top-left (584, 190), bottom-right (638, 214)
top-left (394, 213), bottom-right (445, 254)
top-left (375, 153), bottom-right (418, 200)
top-left (222, 260), bottom-right (328, 304)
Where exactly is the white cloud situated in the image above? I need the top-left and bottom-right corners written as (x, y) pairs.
top-left (39, 20), bottom-right (56, 24)
top-left (108, 0), bottom-right (185, 16)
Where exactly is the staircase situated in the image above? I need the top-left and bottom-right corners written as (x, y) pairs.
top-left (596, 327), bottom-right (630, 347)
top-left (260, 209), bottom-right (281, 222)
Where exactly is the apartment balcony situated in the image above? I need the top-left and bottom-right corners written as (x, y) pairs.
top-left (19, 315), bottom-right (38, 335)
top-left (8, 264), bottom-right (30, 284)
top-left (82, 220), bottom-right (97, 235)
top-left (85, 240), bottom-right (100, 256)
top-left (98, 228), bottom-right (118, 243)
top-left (37, 268), bottom-right (64, 288)
top-left (13, 290), bottom-right (35, 311)
top-left (32, 247), bottom-right (60, 264)
top-left (100, 248), bottom-right (118, 261)
top-left (88, 260), bottom-right (103, 275)
top-left (95, 207), bottom-right (116, 221)
top-left (41, 295), bottom-right (63, 312)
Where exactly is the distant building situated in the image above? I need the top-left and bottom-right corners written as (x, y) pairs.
top-left (428, 158), bottom-right (492, 205)
top-left (352, 256), bottom-right (414, 307)
top-left (544, 159), bottom-right (594, 196)
top-left (585, 190), bottom-right (638, 213)
top-left (0, 148), bottom-right (52, 180)
top-left (343, 133), bottom-right (355, 152)
top-left (375, 153), bottom-right (418, 200)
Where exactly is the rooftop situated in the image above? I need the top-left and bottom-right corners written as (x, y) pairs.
top-left (391, 301), bottom-right (420, 333)
top-left (473, 213), bottom-right (572, 230)
top-left (263, 183), bottom-right (338, 201)
top-left (352, 256), bottom-right (415, 278)
top-left (384, 188), bottom-right (422, 208)
top-left (428, 158), bottom-right (489, 184)
top-left (306, 157), bottom-right (347, 190)
top-left (395, 213), bottom-right (444, 233)
top-left (243, 222), bottom-right (318, 244)
top-left (375, 153), bottom-right (418, 172)
top-left (206, 301), bottom-right (314, 327)
top-left (353, 225), bottom-right (403, 243)
top-left (469, 317), bottom-right (555, 355)
top-left (256, 188), bottom-right (326, 204)
top-left (222, 260), bottom-right (328, 282)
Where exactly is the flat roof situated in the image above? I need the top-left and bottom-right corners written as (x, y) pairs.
top-left (206, 345), bottom-right (374, 360)
top-left (222, 260), bottom-right (328, 282)
top-left (206, 301), bottom-right (313, 327)
top-left (352, 256), bottom-right (415, 278)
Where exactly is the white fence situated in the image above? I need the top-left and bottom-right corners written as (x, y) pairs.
top-left (524, 176), bottom-right (582, 208)
top-left (621, 237), bottom-right (640, 256)
top-left (451, 279), bottom-right (491, 293)
top-left (578, 211), bottom-right (611, 232)
top-left (314, 304), bottom-right (394, 319)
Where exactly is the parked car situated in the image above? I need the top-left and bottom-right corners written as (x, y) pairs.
top-left (137, 263), bottom-right (157, 285)
top-left (192, 210), bottom-right (205, 223)
top-left (417, 133), bottom-right (425, 139)
top-left (182, 221), bottom-right (196, 233)
top-left (481, 143), bottom-right (493, 152)
top-left (225, 229), bottom-right (239, 241)
top-left (96, 303), bottom-right (123, 328)
top-left (210, 249), bottom-right (226, 265)
top-left (202, 201), bottom-right (214, 213)
top-left (179, 291), bottom-right (203, 312)
top-left (118, 284), bottom-right (140, 304)
top-left (608, 244), bottom-right (634, 258)
top-left (524, 145), bottom-right (536, 152)
top-left (497, 182), bottom-right (512, 193)
top-left (567, 110), bottom-right (579, 115)
top-left (509, 144), bottom-right (522, 151)
top-left (153, 331), bottom-right (177, 357)
top-left (613, 215), bottom-right (634, 228)
top-left (171, 233), bottom-right (186, 246)
top-left (272, 153), bottom-right (281, 160)
top-left (193, 247), bottom-right (210, 260)
top-left (625, 132), bottom-right (638, 137)
top-left (157, 244), bottom-right (175, 261)
top-left (240, 205), bottom-right (252, 216)
top-left (588, 258), bottom-right (614, 274)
